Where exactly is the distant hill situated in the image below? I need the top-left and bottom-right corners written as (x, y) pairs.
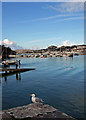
top-left (1, 44), bottom-right (85, 55)
top-left (15, 45), bottom-right (78, 54)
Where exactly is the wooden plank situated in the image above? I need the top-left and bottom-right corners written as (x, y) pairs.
top-left (0, 68), bottom-right (35, 72)
top-left (0, 68), bottom-right (35, 77)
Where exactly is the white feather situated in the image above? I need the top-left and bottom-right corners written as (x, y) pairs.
top-left (31, 94), bottom-right (43, 103)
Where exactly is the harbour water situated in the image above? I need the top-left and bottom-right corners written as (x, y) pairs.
top-left (2, 55), bottom-right (84, 119)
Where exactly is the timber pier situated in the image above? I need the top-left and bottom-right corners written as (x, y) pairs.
top-left (0, 68), bottom-right (35, 76)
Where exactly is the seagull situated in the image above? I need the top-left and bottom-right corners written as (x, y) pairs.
top-left (30, 94), bottom-right (43, 104)
top-left (30, 94), bottom-right (44, 109)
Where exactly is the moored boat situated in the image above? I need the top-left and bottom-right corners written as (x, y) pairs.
top-left (67, 53), bottom-right (73, 57)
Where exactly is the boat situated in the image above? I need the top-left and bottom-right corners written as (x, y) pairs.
top-left (40, 55), bottom-right (47, 58)
top-left (7, 60), bottom-right (16, 65)
top-left (2, 60), bottom-right (16, 65)
top-left (74, 53), bottom-right (79, 56)
top-left (67, 53), bottom-right (73, 57)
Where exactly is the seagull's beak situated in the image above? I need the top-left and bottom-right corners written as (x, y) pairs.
top-left (30, 94), bottom-right (32, 96)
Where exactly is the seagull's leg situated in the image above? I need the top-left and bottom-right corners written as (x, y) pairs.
top-left (33, 104), bottom-right (38, 109)
top-left (33, 103), bottom-right (42, 110)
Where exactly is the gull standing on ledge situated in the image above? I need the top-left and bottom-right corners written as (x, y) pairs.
top-left (30, 94), bottom-right (44, 104)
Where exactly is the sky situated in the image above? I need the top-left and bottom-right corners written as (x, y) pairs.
top-left (2, 2), bottom-right (84, 50)
top-left (1, 0), bottom-right (86, 2)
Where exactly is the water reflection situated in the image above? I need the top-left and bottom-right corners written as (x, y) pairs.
top-left (16, 73), bottom-right (21, 81)
top-left (4, 76), bottom-right (7, 82)
top-left (4, 73), bottom-right (21, 83)
top-left (19, 73), bottom-right (21, 80)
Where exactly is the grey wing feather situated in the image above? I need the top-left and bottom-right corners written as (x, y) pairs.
top-left (35, 97), bottom-right (43, 102)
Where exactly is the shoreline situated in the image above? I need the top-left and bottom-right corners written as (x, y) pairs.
top-left (9, 52), bottom-right (75, 58)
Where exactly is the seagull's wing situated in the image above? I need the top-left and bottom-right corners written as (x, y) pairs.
top-left (35, 97), bottom-right (44, 103)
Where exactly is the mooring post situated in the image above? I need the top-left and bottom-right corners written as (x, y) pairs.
top-left (5, 70), bottom-right (7, 74)
top-left (19, 60), bottom-right (21, 68)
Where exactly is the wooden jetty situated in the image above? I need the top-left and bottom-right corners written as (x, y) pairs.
top-left (0, 68), bottom-right (35, 76)
top-left (2, 103), bottom-right (77, 120)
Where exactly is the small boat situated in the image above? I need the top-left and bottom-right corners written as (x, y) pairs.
top-left (40, 55), bottom-right (47, 58)
top-left (7, 61), bottom-right (16, 65)
top-left (62, 54), bottom-right (67, 57)
top-left (35, 55), bottom-right (40, 58)
top-left (2, 60), bottom-right (16, 66)
top-left (67, 53), bottom-right (73, 57)
top-left (1, 61), bottom-right (9, 67)
top-left (74, 53), bottom-right (79, 56)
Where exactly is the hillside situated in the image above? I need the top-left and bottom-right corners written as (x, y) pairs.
top-left (0, 45), bottom-right (16, 59)
top-left (15, 45), bottom-right (77, 54)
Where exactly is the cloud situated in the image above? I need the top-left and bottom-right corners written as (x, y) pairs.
top-left (49, 16), bottom-right (84, 23)
top-left (19, 2), bottom-right (84, 24)
top-left (61, 40), bottom-right (77, 46)
top-left (31, 46), bottom-right (39, 50)
top-left (3, 39), bottom-right (16, 45)
top-left (20, 13), bottom-right (83, 23)
top-left (60, 16), bottom-right (84, 21)
top-left (0, 41), bottom-right (2, 45)
top-left (59, 2), bottom-right (84, 13)
top-left (0, 39), bottom-right (23, 50)
top-left (40, 2), bottom-right (84, 23)
top-left (20, 14), bottom-right (72, 23)
top-left (47, 2), bottom-right (84, 13)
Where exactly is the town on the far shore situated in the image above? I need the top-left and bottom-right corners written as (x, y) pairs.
top-left (0, 44), bottom-right (86, 60)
